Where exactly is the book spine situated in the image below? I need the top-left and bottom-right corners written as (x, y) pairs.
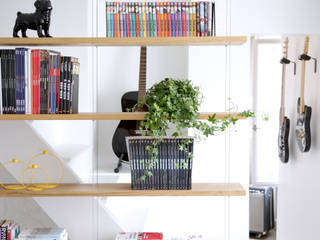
top-left (0, 51), bottom-right (5, 114)
top-left (156, 2), bottom-right (161, 37)
top-left (186, 2), bottom-right (190, 37)
top-left (148, 2), bottom-right (153, 37)
top-left (52, 55), bottom-right (57, 114)
top-left (189, 2), bottom-right (193, 37)
top-left (139, 3), bottom-right (143, 37)
top-left (200, 2), bottom-right (204, 36)
top-left (208, 1), bottom-right (212, 36)
top-left (15, 49), bottom-right (20, 114)
top-left (212, 2), bottom-right (216, 36)
top-left (125, 3), bottom-right (129, 37)
top-left (204, 1), bottom-right (208, 36)
top-left (131, 2), bottom-right (136, 37)
top-left (192, 2), bottom-right (196, 36)
top-left (142, 3), bottom-right (146, 37)
top-left (181, 2), bottom-right (186, 37)
top-left (135, 2), bottom-right (140, 37)
top-left (170, 2), bottom-right (175, 37)
top-left (152, 2), bottom-right (157, 37)
top-left (21, 49), bottom-right (26, 114)
top-left (174, 3), bottom-right (178, 37)
top-left (159, 2), bottom-right (164, 37)
top-left (196, 2), bottom-right (200, 36)
top-left (177, 2), bottom-right (182, 37)
top-left (0, 52), bottom-right (1, 114)
top-left (166, 2), bottom-right (171, 37)
top-left (117, 2), bottom-right (120, 37)
top-left (106, 2), bottom-right (109, 37)
top-left (119, 2), bottom-right (123, 38)
top-left (55, 55), bottom-right (61, 114)
top-left (59, 56), bottom-right (64, 114)
top-left (113, 2), bottom-right (117, 38)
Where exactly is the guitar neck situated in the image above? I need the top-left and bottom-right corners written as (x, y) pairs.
top-left (300, 36), bottom-right (309, 115)
top-left (138, 46), bottom-right (147, 101)
top-left (280, 37), bottom-right (288, 123)
top-left (280, 64), bottom-right (287, 123)
top-left (300, 60), bottom-right (306, 114)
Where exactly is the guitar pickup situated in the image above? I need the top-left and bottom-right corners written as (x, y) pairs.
top-left (299, 54), bottom-right (317, 73)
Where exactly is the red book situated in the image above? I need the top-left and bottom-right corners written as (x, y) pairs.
top-left (56, 55), bottom-right (61, 113)
top-left (126, 3), bottom-right (130, 37)
top-left (156, 2), bottom-right (161, 37)
top-left (36, 50), bottom-right (40, 114)
top-left (182, 2), bottom-right (186, 37)
top-left (113, 2), bottom-right (118, 38)
top-left (135, 2), bottom-right (140, 37)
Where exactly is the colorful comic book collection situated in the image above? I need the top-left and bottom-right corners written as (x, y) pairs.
top-left (106, 2), bottom-right (215, 38)
top-left (127, 138), bottom-right (194, 190)
top-left (0, 49), bottom-right (80, 115)
top-left (0, 220), bottom-right (20, 240)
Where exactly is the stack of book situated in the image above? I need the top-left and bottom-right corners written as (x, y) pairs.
top-left (0, 220), bottom-right (20, 240)
top-left (18, 228), bottom-right (68, 240)
top-left (126, 137), bottom-right (194, 190)
top-left (0, 49), bottom-right (80, 115)
top-left (116, 233), bottom-right (205, 240)
top-left (106, 2), bottom-right (215, 38)
top-left (116, 232), bottom-right (163, 240)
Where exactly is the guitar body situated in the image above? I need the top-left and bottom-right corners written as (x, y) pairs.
top-left (112, 91), bottom-right (138, 161)
top-left (278, 115), bottom-right (290, 163)
top-left (296, 98), bottom-right (312, 152)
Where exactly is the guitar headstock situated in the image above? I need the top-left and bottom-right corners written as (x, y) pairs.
top-left (304, 36), bottom-right (310, 55)
top-left (283, 37), bottom-right (289, 59)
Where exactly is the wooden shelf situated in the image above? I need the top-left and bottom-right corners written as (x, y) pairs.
top-left (0, 183), bottom-right (245, 197)
top-left (0, 36), bottom-right (247, 46)
top-left (0, 112), bottom-right (247, 121)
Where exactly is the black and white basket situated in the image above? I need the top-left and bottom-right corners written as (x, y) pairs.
top-left (126, 136), bottom-right (194, 190)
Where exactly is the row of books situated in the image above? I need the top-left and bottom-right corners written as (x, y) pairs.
top-left (0, 221), bottom-right (67, 240)
top-left (116, 233), bottom-right (205, 240)
top-left (0, 49), bottom-right (80, 115)
top-left (106, 2), bottom-right (215, 38)
top-left (0, 220), bottom-right (20, 240)
top-left (126, 138), bottom-right (193, 190)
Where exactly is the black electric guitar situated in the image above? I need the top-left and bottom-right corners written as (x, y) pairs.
top-left (278, 37), bottom-right (290, 163)
top-left (112, 46), bottom-right (148, 172)
top-left (296, 36), bottom-right (312, 152)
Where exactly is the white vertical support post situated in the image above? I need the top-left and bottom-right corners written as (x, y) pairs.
top-left (224, 0), bottom-right (231, 239)
top-left (90, 0), bottom-right (99, 239)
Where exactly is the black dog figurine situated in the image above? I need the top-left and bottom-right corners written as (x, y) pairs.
top-left (13, 0), bottom-right (53, 38)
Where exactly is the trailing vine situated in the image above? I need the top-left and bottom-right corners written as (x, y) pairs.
top-left (135, 78), bottom-right (254, 181)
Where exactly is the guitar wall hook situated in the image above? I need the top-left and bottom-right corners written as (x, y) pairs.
top-left (280, 57), bottom-right (296, 75)
top-left (299, 54), bottom-right (317, 74)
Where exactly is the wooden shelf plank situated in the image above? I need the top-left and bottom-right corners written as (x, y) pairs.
top-left (0, 112), bottom-right (247, 120)
top-left (0, 183), bottom-right (245, 197)
top-left (0, 37), bottom-right (247, 46)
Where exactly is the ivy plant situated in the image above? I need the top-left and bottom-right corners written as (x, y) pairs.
top-left (136, 78), bottom-right (254, 180)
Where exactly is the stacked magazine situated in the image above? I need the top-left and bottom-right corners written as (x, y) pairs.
top-left (126, 137), bottom-right (194, 190)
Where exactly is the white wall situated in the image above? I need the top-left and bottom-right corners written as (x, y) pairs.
top-left (277, 36), bottom-right (320, 240)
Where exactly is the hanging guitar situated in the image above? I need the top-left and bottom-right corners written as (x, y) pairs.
top-left (112, 46), bottom-right (148, 173)
top-left (278, 37), bottom-right (291, 163)
top-left (296, 36), bottom-right (312, 152)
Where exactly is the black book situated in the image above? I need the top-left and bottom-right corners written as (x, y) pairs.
top-left (0, 50), bottom-right (7, 114)
top-left (40, 50), bottom-right (49, 114)
top-left (64, 57), bottom-right (72, 114)
top-left (9, 50), bottom-right (16, 114)
top-left (59, 56), bottom-right (64, 114)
